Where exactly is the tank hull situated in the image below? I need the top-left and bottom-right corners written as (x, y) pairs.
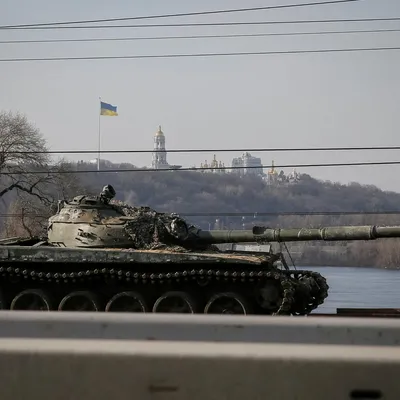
top-left (0, 244), bottom-right (328, 316)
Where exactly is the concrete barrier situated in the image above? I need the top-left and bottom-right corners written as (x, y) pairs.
top-left (0, 313), bottom-right (399, 399)
top-left (0, 338), bottom-right (398, 400)
top-left (0, 311), bottom-right (399, 346)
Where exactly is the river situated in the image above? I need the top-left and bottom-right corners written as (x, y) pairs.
top-left (308, 266), bottom-right (400, 314)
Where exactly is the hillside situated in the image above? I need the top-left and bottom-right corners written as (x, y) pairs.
top-left (76, 167), bottom-right (400, 269)
top-left (77, 168), bottom-right (400, 225)
top-left (4, 165), bottom-right (400, 269)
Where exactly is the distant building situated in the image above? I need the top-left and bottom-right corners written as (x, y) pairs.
top-left (82, 159), bottom-right (136, 170)
top-left (151, 125), bottom-right (181, 170)
top-left (88, 158), bottom-right (114, 168)
top-left (200, 154), bottom-right (226, 174)
top-left (151, 125), bottom-right (168, 169)
top-left (265, 160), bottom-right (279, 185)
top-left (287, 168), bottom-right (301, 184)
top-left (231, 152), bottom-right (263, 176)
top-left (264, 161), bottom-right (302, 185)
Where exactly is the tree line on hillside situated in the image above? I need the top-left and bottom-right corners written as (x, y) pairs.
top-left (1, 110), bottom-right (400, 269)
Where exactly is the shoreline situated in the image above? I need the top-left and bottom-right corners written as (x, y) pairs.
top-left (294, 263), bottom-right (400, 270)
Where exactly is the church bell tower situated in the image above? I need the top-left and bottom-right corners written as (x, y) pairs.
top-left (151, 125), bottom-right (168, 169)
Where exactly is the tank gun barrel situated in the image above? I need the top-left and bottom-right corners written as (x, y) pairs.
top-left (193, 225), bottom-right (400, 244)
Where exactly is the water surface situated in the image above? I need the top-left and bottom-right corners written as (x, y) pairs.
top-left (308, 266), bottom-right (400, 314)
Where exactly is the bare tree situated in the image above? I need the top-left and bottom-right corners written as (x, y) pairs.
top-left (0, 111), bottom-right (91, 237)
top-left (3, 159), bottom-right (88, 238)
top-left (0, 110), bottom-right (54, 200)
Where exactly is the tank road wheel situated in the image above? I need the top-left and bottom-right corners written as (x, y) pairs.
top-left (10, 289), bottom-right (52, 311)
top-left (105, 291), bottom-right (148, 313)
top-left (152, 291), bottom-right (197, 314)
top-left (58, 291), bottom-right (100, 312)
top-left (204, 292), bottom-right (251, 315)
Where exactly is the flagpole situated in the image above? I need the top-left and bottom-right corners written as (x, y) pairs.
top-left (98, 97), bottom-right (101, 171)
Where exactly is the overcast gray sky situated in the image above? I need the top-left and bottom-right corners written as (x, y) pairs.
top-left (1, 0), bottom-right (400, 191)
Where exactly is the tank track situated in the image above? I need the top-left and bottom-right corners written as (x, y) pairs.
top-left (0, 264), bottom-right (329, 315)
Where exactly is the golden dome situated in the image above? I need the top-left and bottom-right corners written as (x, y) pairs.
top-left (156, 125), bottom-right (164, 136)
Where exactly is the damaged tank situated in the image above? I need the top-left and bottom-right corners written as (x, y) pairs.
top-left (0, 184), bottom-right (397, 315)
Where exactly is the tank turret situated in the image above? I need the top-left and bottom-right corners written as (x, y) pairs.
top-left (47, 184), bottom-right (192, 249)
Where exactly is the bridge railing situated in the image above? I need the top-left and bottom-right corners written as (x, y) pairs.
top-left (0, 312), bottom-right (398, 400)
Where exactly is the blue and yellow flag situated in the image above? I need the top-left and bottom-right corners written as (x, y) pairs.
top-left (100, 101), bottom-right (118, 116)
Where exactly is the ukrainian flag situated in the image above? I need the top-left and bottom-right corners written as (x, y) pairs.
top-left (100, 101), bottom-right (118, 116)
